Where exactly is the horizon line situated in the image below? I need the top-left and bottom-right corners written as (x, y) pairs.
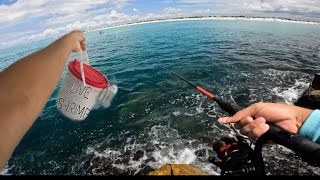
top-left (85, 15), bottom-right (320, 33)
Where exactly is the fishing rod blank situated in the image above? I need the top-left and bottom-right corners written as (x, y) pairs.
top-left (172, 72), bottom-right (242, 115)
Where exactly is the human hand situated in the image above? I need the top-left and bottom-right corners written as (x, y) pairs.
top-left (62, 30), bottom-right (86, 52)
top-left (218, 103), bottom-right (313, 140)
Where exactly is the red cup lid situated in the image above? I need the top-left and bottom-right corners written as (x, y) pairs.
top-left (68, 59), bottom-right (109, 89)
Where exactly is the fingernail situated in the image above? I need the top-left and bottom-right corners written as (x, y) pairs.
top-left (262, 124), bottom-right (270, 130)
top-left (218, 118), bottom-right (227, 123)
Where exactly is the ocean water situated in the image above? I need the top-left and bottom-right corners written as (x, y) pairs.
top-left (1, 20), bottom-right (320, 175)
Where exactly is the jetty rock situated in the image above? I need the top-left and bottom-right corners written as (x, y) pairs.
top-left (148, 164), bottom-right (209, 176)
top-left (295, 73), bottom-right (320, 109)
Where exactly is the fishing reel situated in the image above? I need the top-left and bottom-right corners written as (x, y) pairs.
top-left (208, 136), bottom-right (258, 176)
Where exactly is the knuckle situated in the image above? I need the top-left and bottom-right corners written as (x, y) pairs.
top-left (240, 125), bottom-right (251, 135)
top-left (252, 128), bottom-right (261, 136)
top-left (255, 117), bottom-right (266, 123)
top-left (253, 102), bottom-right (263, 109)
top-left (252, 126), bottom-right (266, 138)
top-left (244, 116), bottom-right (253, 123)
top-left (240, 118), bottom-right (246, 125)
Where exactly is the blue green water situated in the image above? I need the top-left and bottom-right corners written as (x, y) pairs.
top-left (1, 20), bottom-right (320, 175)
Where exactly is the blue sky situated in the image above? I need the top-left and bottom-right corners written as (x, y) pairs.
top-left (1, 0), bottom-right (320, 49)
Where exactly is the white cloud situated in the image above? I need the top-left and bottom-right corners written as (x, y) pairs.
top-left (177, 0), bottom-right (320, 16)
top-left (111, 0), bottom-right (129, 9)
top-left (248, 0), bottom-right (320, 15)
top-left (192, 9), bottom-right (211, 15)
top-left (110, 10), bottom-right (118, 18)
top-left (11, 7), bottom-right (196, 44)
top-left (0, 0), bottom-right (132, 49)
top-left (0, 0), bottom-right (129, 25)
top-left (1, 0), bottom-right (320, 49)
top-left (178, 0), bottom-right (214, 3)
top-left (21, 9), bottom-right (133, 41)
top-left (163, 7), bottom-right (183, 14)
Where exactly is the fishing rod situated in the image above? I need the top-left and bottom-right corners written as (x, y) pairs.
top-left (172, 72), bottom-right (242, 115)
top-left (172, 72), bottom-right (320, 176)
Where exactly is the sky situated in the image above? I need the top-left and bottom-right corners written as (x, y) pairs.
top-left (1, 0), bottom-right (320, 49)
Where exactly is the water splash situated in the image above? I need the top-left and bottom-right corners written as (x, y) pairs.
top-left (272, 81), bottom-right (309, 104)
top-left (85, 124), bottom-right (219, 175)
top-left (0, 164), bottom-right (12, 175)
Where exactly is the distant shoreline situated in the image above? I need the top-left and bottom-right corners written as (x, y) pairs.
top-left (88, 16), bottom-right (320, 33)
top-left (2, 16), bottom-right (319, 51)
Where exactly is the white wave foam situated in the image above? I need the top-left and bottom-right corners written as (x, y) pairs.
top-left (0, 164), bottom-right (12, 175)
top-left (172, 111), bottom-right (181, 116)
top-left (196, 101), bottom-right (204, 113)
top-left (86, 124), bottom-right (219, 175)
top-left (272, 81), bottom-right (309, 104)
top-left (169, 93), bottom-right (220, 119)
top-left (150, 148), bottom-right (196, 167)
top-left (113, 150), bottom-right (148, 175)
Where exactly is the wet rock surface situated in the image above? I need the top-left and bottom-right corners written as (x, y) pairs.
top-left (262, 145), bottom-right (320, 176)
top-left (84, 144), bottom-right (320, 176)
top-left (295, 73), bottom-right (320, 109)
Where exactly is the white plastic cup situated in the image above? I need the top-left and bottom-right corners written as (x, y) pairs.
top-left (56, 59), bottom-right (117, 121)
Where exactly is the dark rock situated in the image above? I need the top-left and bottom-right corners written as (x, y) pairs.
top-left (295, 73), bottom-right (320, 109)
top-left (199, 136), bottom-right (214, 144)
top-left (135, 166), bottom-right (155, 175)
top-left (195, 149), bottom-right (207, 157)
top-left (145, 157), bottom-right (156, 164)
top-left (124, 150), bottom-right (132, 155)
top-left (311, 73), bottom-right (320, 90)
top-left (133, 150), bottom-right (144, 161)
top-left (262, 145), bottom-right (320, 176)
top-left (114, 156), bottom-right (130, 165)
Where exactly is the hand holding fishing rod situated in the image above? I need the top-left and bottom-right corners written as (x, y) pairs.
top-left (172, 72), bottom-right (320, 175)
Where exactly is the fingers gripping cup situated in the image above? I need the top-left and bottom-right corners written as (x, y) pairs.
top-left (56, 59), bottom-right (117, 121)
